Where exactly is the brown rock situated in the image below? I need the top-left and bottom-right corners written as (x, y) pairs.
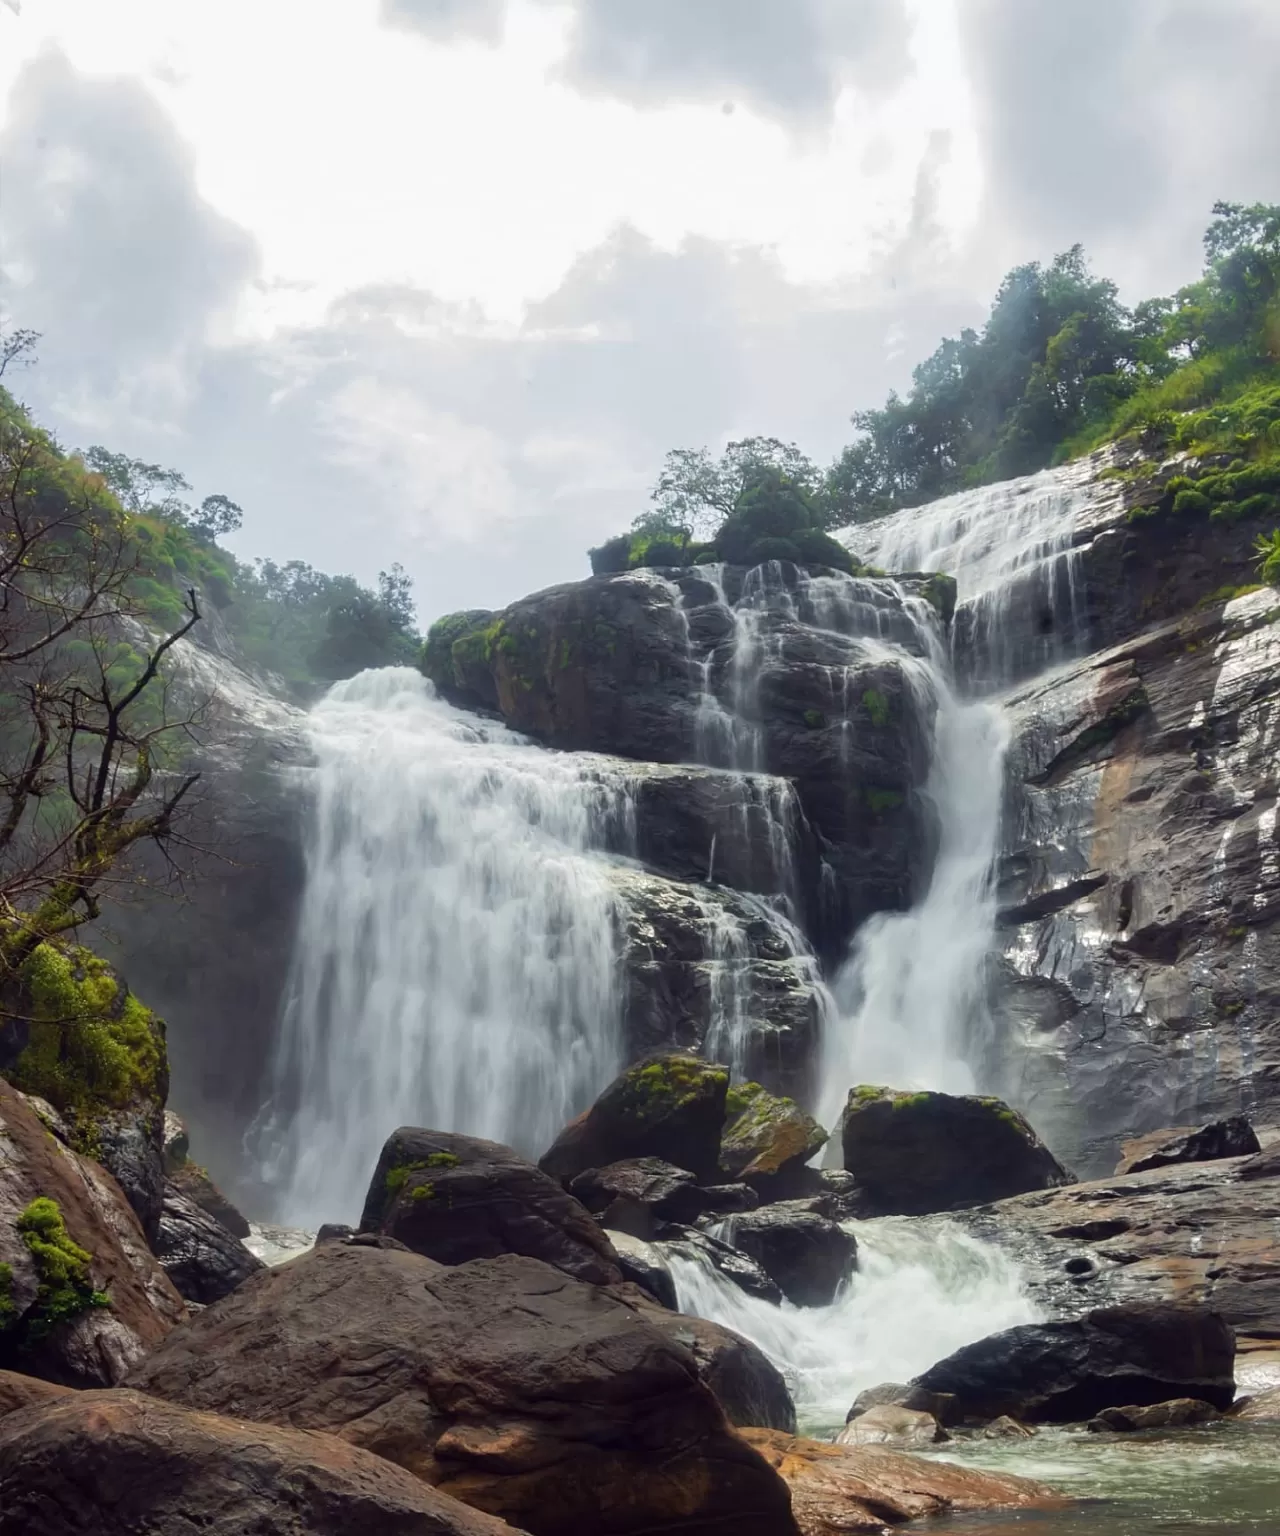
top-left (740, 1428), bottom-right (1067, 1534)
top-left (358, 1128), bottom-right (623, 1287)
top-left (1116, 1117), bottom-right (1260, 1176)
top-left (719, 1082), bottom-right (828, 1191)
top-left (539, 1054), bottom-right (730, 1186)
top-left (0, 1077), bottom-right (185, 1386)
top-left (1088, 1397), bottom-right (1223, 1432)
top-left (835, 1404), bottom-right (946, 1448)
top-left (1234, 1385), bottom-right (1280, 1421)
top-left (0, 1387), bottom-right (523, 1535)
top-left (0, 1369), bottom-right (73, 1419)
top-left (127, 1242), bottom-right (798, 1536)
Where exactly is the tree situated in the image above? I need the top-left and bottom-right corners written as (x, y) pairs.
top-left (189, 494), bottom-right (243, 542)
top-left (648, 437), bottom-right (825, 540)
top-left (0, 395), bottom-right (206, 971)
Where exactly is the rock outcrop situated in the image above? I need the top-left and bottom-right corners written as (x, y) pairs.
top-left (152, 1182), bottom-right (264, 1304)
top-left (359, 1128), bottom-right (623, 1287)
top-left (0, 1388), bottom-right (523, 1536)
top-left (539, 1054), bottom-right (729, 1187)
top-left (722, 1205), bottom-right (857, 1308)
top-left (912, 1302), bottom-right (1236, 1423)
top-left (127, 1241), bottom-right (799, 1536)
top-left (1114, 1116), bottom-right (1261, 1175)
top-left (0, 1077), bottom-right (185, 1386)
top-left (719, 1082), bottom-right (828, 1191)
top-left (840, 1087), bottom-right (1073, 1214)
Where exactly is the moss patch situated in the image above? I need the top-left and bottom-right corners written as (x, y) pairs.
top-left (13, 1197), bottom-right (110, 1341)
top-left (622, 1056), bottom-right (726, 1119)
top-left (861, 689), bottom-right (890, 728)
top-left (865, 787), bottom-right (905, 815)
top-left (0, 1262), bottom-right (15, 1331)
top-left (7, 943), bottom-right (164, 1132)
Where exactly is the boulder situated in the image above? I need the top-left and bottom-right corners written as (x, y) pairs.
top-left (127, 1242), bottom-right (799, 1536)
top-left (1115, 1116), bottom-right (1261, 1176)
top-left (835, 1404), bottom-right (945, 1449)
top-left (913, 1303), bottom-right (1236, 1423)
top-left (631, 1302), bottom-right (796, 1434)
top-left (718, 1082), bottom-right (828, 1192)
top-left (161, 1110), bottom-right (190, 1174)
top-left (840, 1087), bottom-right (1073, 1215)
top-left (1238, 1144), bottom-right (1280, 1182)
top-left (724, 1204), bottom-right (857, 1307)
top-left (661, 1225), bottom-right (784, 1306)
top-left (0, 1388), bottom-right (522, 1536)
top-left (569, 1158), bottom-right (755, 1229)
top-left (980, 1416), bottom-right (1037, 1440)
top-left (603, 1230), bottom-right (678, 1309)
top-left (359, 1128), bottom-right (623, 1287)
top-left (845, 1382), bottom-right (958, 1427)
top-left (168, 1162), bottom-right (251, 1239)
top-left (0, 1369), bottom-right (74, 1419)
top-left (0, 1076), bottom-right (185, 1386)
top-left (1234, 1386), bottom-right (1280, 1421)
top-left (539, 1054), bottom-right (729, 1187)
top-left (152, 1182), bottom-right (264, 1304)
top-left (740, 1428), bottom-right (1066, 1534)
top-left (1087, 1398), bottom-right (1223, 1432)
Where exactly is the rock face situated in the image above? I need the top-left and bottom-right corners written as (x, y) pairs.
top-left (739, 1428), bottom-right (1065, 1535)
top-left (539, 1054), bottom-right (729, 1187)
top-left (723, 1205), bottom-right (857, 1307)
top-left (0, 1388), bottom-right (522, 1536)
top-left (1115, 1116), bottom-right (1261, 1175)
top-left (152, 1182), bottom-right (264, 1304)
top-left (127, 1242), bottom-right (799, 1536)
top-left (840, 1087), bottom-right (1073, 1215)
top-left (359, 1128), bottom-right (623, 1287)
top-left (719, 1082), bottom-right (828, 1190)
top-left (0, 1077), bottom-right (185, 1385)
top-left (167, 1162), bottom-right (252, 1239)
top-left (954, 1154), bottom-right (1280, 1341)
top-left (913, 1302), bottom-right (1236, 1423)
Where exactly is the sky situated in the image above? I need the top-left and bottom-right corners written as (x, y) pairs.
top-left (1, 1), bottom-right (1278, 625)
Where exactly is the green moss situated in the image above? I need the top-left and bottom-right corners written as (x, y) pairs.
top-left (865, 787), bottom-right (905, 814)
top-left (0, 1263), bottom-right (15, 1332)
top-left (891, 1092), bottom-right (933, 1110)
top-left (622, 1057), bottom-right (726, 1118)
top-left (803, 708), bottom-right (826, 730)
top-left (861, 689), bottom-right (890, 728)
top-left (850, 1084), bottom-right (888, 1105)
top-left (385, 1151), bottom-right (459, 1205)
top-left (421, 1151), bottom-right (460, 1168)
top-left (725, 1081), bottom-right (764, 1118)
top-left (921, 572), bottom-right (958, 625)
top-left (8, 944), bottom-right (164, 1127)
top-left (420, 610), bottom-right (494, 690)
top-left (14, 1197), bottom-right (110, 1340)
top-left (408, 1183), bottom-right (435, 1201)
top-left (1196, 581), bottom-right (1264, 609)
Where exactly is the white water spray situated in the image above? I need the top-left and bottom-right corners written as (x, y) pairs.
top-left (261, 669), bottom-right (627, 1226)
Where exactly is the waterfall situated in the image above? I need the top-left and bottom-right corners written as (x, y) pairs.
top-left (260, 668), bottom-right (627, 1226)
top-left (668, 1217), bottom-right (1038, 1432)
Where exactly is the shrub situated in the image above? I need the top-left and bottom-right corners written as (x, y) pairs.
top-left (588, 534), bottom-right (634, 575)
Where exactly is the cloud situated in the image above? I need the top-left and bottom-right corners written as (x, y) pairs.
top-left (380, 0), bottom-right (505, 44)
top-left (957, 0), bottom-right (1280, 296)
top-left (0, 49), bottom-right (257, 430)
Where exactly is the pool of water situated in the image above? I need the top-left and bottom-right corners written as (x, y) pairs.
top-left (930, 1421), bottom-right (1280, 1534)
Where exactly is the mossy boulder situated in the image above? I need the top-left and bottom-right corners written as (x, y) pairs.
top-left (840, 1088), bottom-right (1073, 1216)
top-left (539, 1054), bottom-right (730, 1187)
top-left (360, 1127), bottom-right (623, 1287)
top-left (2, 943), bottom-right (168, 1242)
top-left (419, 609), bottom-right (500, 710)
top-left (719, 1082), bottom-right (828, 1191)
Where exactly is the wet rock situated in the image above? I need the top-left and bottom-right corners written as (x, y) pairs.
top-left (840, 1087), bottom-right (1073, 1215)
top-left (660, 1224), bottom-right (784, 1306)
top-left (846, 1381), bottom-right (959, 1426)
top-left (1115, 1116), bottom-right (1261, 1175)
top-left (569, 1158), bottom-right (739, 1228)
top-left (539, 1054), bottom-right (729, 1187)
top-left (161, 1111), bottom-right (189, 1173)
top-left (0, 1077), bottom-right (185, 1386)
top-left (315, 1223), bottom-right (356, 1245)
top-left (167, 1162), bottom-right (251, 1239)
top-left (979, 1416), bottom-right (1037, 1440)
top-left (835, 1404), bottom-right (946, 1448)
top-left (952, 1156), bottom-right (1280, 1341)
top-left (127, 1243), bottom-right (799, 1536)
top-left (603, 1229), bottom-right (678, 1309)
top-left (1087, 1397), bottom-right (1223, 1432)
top-left (629, 1300), bottom-right (797, 1433)
top-left (152, 1181), bottom-right (264, 1304)
top-left (0, 1387), bottom-right (522, 1536)
top-left (913, 1302), bottom-right (1236, 1423)
top-left (359, 1127), bottom-right (623, 1287)
top-left (723, 1204), bottom-right (857, 1307)
top-left (719, 1082), bottom-right (828, 1192)
top-left (740, 1428), bottom-right (1067, 1534)
top-left (1239, 1144), bottom-right (1280, 1182)
top-left (1234, 1386), bottom-right (1280, 1421)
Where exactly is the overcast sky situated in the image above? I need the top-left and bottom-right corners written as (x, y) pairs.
top-left (2, 0), bottom-right (1278, 625)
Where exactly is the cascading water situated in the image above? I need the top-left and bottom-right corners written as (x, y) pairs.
top-left (260, 668), bottom-right (629, 1226)
top-left (668, 1217), bottom-right (1038, 1432)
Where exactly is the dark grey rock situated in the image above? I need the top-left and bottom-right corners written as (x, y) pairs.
top-left (722, 1204), bottom-right (857, 1307)
top-left (153, 1182), bottom-right (264, 1304)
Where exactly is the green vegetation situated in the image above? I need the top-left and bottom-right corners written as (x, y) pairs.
top-left (890, 1092), bottom-right (933, 1110)
top-left (622, 1056), bottom-right (726, 1117)
top-left (803, 708), bottom-right (826, 730)
top-left (864, 787), bottom-right (904, 814)
top-left (586, 202), bottom-right (1280, 574)
top-left (384, 1150), bottom-right (460, 1206)
top-left (849, 1084), bottom-right (888, 1105)
top-left (12, 1197), bottom-right (109, 1341)
top-left (0, 1262), bottom-right (15, 1331)
top-left (861, 689), bottom-right (890, 728)
top-left (6, 944), bottom-right (164, 1130)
